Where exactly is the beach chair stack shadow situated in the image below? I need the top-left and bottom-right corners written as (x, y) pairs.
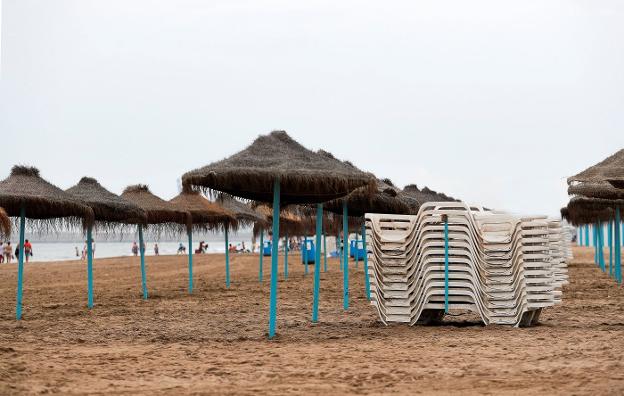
top-left (365, 202), bottom-right (572, 327)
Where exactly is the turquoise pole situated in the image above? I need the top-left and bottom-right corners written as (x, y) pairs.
top-left (284, 232), bottom-right (289, 279)
top-left (354, 233), bottom-right (359, 268)
top-left (323, 234), bottom-right (327, 272)
top-left (585, 224), bottom-right (589, 247)
top-left (188, 230), bottom-right (193, 294)
top-left (312, 203), bottom-right (322, 322)
top-left (598, 222), bottom-right (605, 272)
top-left (361, 222), bottom-right (370, 301)
top-left (138, 224), bottom-right (148, 300)
top-left (615, 207), bottom-right (622, 284)
top-left (268, 179), bottom-right (281, 339)
top-left (609, 220), bottom-right (614, 277)
top-left (225, 227), bottom-right (230, 288)
top-left (15, 205), bottom-right (26, 320)
top-left (259, 229), bottom-right (264, 282)
top-left (343, 201), bottom-right (349, 310)
top-left (87, 225), bottom-right (94, 308)
top-left (594, 224), bottom-right (598, 265)
top-left (304, 236), bottom-right (309, 275)
top-left (444, 215), bottom-right (449, 313)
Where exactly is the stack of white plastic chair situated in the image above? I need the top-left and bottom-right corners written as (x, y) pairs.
top-left (365, 202), bottom-right (571, 327)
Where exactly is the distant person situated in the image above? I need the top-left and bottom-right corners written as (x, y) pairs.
top-left (0, 242), bottom-right (3, 263)
top-left (81, 241), bottom-right (87, 260)
top-left (24, 240), bottom-right (33, 263)
top-left (75, 246), bottom-right (80, 258)
top-left (4, 242), bottom-right (12, 263)
top-left (132, 242), bottom-right (139, 256)
top-left (177, 243), bottom-right (186, 254)
top-left (154, 243), bottom-right (159, 255)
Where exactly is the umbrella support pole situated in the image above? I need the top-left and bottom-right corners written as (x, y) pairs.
top-left (188, 230), bottom-right (193, 293)
top-left (609, 220), bottom-right (614, 277)
top-left (304, 236), bottom-right (308, 275)
top-left (15, 205), bottom-right (26, 320)
top-left (87, 225), bottom-right (94, 308)
top-left (138, 224), bottom-right (148, 300)
top-left (343, 202), bottom-right (349, 310)
top-left (312, 203), bottom-right (322, 322)
top-left (284, 232), bottom-right (288, 279)
top-left (268, 179), bottom-right (281, 339)
top-left (259, 230), bottom-right (263, 282)
top-left (225, 227), bottom-right (230, 288)
top-left (354, 233), bottom-right (359, 268)
top-left (362, 222), bottom-right (370, 301)
top-left (615, 208), bottom-right (622, 283)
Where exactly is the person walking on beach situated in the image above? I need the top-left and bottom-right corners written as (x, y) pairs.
top-left (154, 243), bottom-right (159, 255)
top-left (4, 242), bottom-right (12, 263)
top-left (24, 240), bottom-right (33, 263)
top-left (132, 242), bottom-right (139, 256)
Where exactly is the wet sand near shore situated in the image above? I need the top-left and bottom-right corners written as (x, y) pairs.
top-left (1, 247), bottom-right (623, 395)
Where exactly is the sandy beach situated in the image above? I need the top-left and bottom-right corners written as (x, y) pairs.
top-left (0, 246), bottom-right (622, 395)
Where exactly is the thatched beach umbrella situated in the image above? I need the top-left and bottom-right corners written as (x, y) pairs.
top-left (219, 196), bottom-right (268, 281)
top-left (0, 165), bottom-right (95, 320)
top-left (170, 190), bottom-right (238, 290)
top-left (182, 130), bottom-right (375, 337)
top-left (401, 184), bottom-right (459, 214)
top-left (121, 185), bottom-right (191, 299)
top-left (566, 148), bottom-right (624, 282)
top-left (0, 207), bottom-right (10, 239)
top-left (66, 177), bottom-right (147, 308)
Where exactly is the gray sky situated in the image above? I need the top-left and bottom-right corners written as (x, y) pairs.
top-left (1, 0), bottom-right (622, 217)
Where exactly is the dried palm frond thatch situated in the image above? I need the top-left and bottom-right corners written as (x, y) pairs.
top-left (182, 131), bottom-right (376, 204)
top-left (401, 184), bottom-right (460, 214)
top-left (0, 165), bottom-right (94, 230)
top-left (121, 185), bottom-right (190, 231)
top-left (568, 148), bottom-right (624, 189)
top-left (561, 196), bottom-right (622, 225)
top-left (324, 177), bottom-right (411, 217)
top-left (169, 190), bottom-right (238, 232)
top-left (218, 196), bottom-right (268, 228)
top-left (0, 207), bottom-right (11, 238)
top-left (66, 177), bottom-right (147, 227)
top-left (253, 204), bottom-right (303, 237)
top-left (568, 180), bottom-right (624, 200)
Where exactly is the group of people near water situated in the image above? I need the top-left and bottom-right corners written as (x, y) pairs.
top-left (1, 240), bottom-right (33, 263)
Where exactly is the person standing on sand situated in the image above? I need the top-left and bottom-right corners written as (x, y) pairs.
top-left (75, 246), bottom-right (79, 257)
top-left (4, 242), bottom-right (12, 263)
top-left (154, 243), bottom-right (159, 255)
top-left (24, 240), bottom-right (33, 263)
top-left (132, 242), bottom-right (139, 256)
top-left (0, 242), bottom-right (3, 263)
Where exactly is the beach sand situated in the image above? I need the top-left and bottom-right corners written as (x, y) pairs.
top-left (1, 246), bottom-right (623, 395)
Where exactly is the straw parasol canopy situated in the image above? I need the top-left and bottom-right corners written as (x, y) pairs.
top-left (218, 196), bottom-right (268, 228)
top-left (401, 184), bottom-right (459, 214)
top-left (568, 148), bottom-right (624, 189)
top-left (0, 207), bottom-right (11, 238)
top-left (567, 180), bottom-right (624, 200)
top-left (121, 185), bottom-right (190, 230)
top-left (66, 177), bottom-right (147, 227)
top-left (324, 177), bottom-right (411, 217)
top-left (169, 190), bottom-right (238, 232)
top-left (561, 196), bottom-right (621, 225)
top-left (254, 205), bottom-right (303, 238)
top-left (0, 165), bottom-right (94, 229)
top-left (182, 130), bottom-right (377, 204)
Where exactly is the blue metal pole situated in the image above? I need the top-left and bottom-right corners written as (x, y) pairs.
top-left (284, 232), bottom-right (289, 279)
top-left (312, 203), bottom-right (323, 322)
top-left (268, 179), bottom-right (281, 339)
top-left (259, 229), bottom-right (264, 282)
top-left (615, 207), bottom-right (622, 284)
top-left (15, 205), bottom-right (26, 320)
top-left (362, 222), bottom-right (370, 301)
top-left (354, 233), bottom-right (359, 268)
top-left (304, 236), bottom-right (309, 275)
top-left (138, 224), bottom-right (148, 300)
top-left (594, 224), bottom-right (598, 265)
top-left (87, 225), bottom-right (94, 308)
top-left (585, 224), bottom-right (589, 247)
top-left (225, 227), bottom-right (230, 288)
top-left (323, 234), bottom-right (327, 272)
top-left (609, 220), bottom-right (614, 277)
top-left (444, 215), bottom-right (450, 313)
top-left (188, 230), bottom-right (193, 294)
top-left (343, 201), bottom-right (349, 310)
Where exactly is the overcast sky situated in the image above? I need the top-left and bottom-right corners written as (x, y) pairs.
top-left (1, 0), bottom-right (622, 217)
